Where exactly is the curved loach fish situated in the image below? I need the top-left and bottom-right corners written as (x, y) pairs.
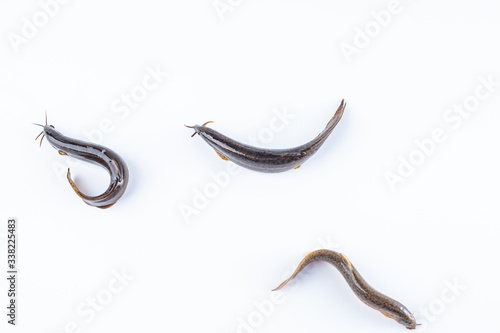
top-left (186, 100), bottom-right (346, 172)
top-left (35, 115), bottom-right (129, 209)
top-left (273, 249), bottom-right (418, 329)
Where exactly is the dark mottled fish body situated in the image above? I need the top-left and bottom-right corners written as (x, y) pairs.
top-left (189, 100), bottom-right (346, 173)
top-left (274, 249), bottom-right (417, 330)
top-left (41, 126), bottom-right (129, 209)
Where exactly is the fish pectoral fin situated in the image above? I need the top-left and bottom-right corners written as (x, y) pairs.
top-left (215, 150), bottom-right (228, 161)
top-left (58, 150), bottom-right (67, 155)
top-left (294, 165), bottom-right (302, 169)
top-left (381, 312), bottom-right (391, 319)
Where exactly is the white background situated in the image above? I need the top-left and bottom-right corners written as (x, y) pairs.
top-left (1, 0), bottom-right (499, 332)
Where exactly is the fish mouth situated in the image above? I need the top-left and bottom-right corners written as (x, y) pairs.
top-left (185, 121), bottom-right (214, 137)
